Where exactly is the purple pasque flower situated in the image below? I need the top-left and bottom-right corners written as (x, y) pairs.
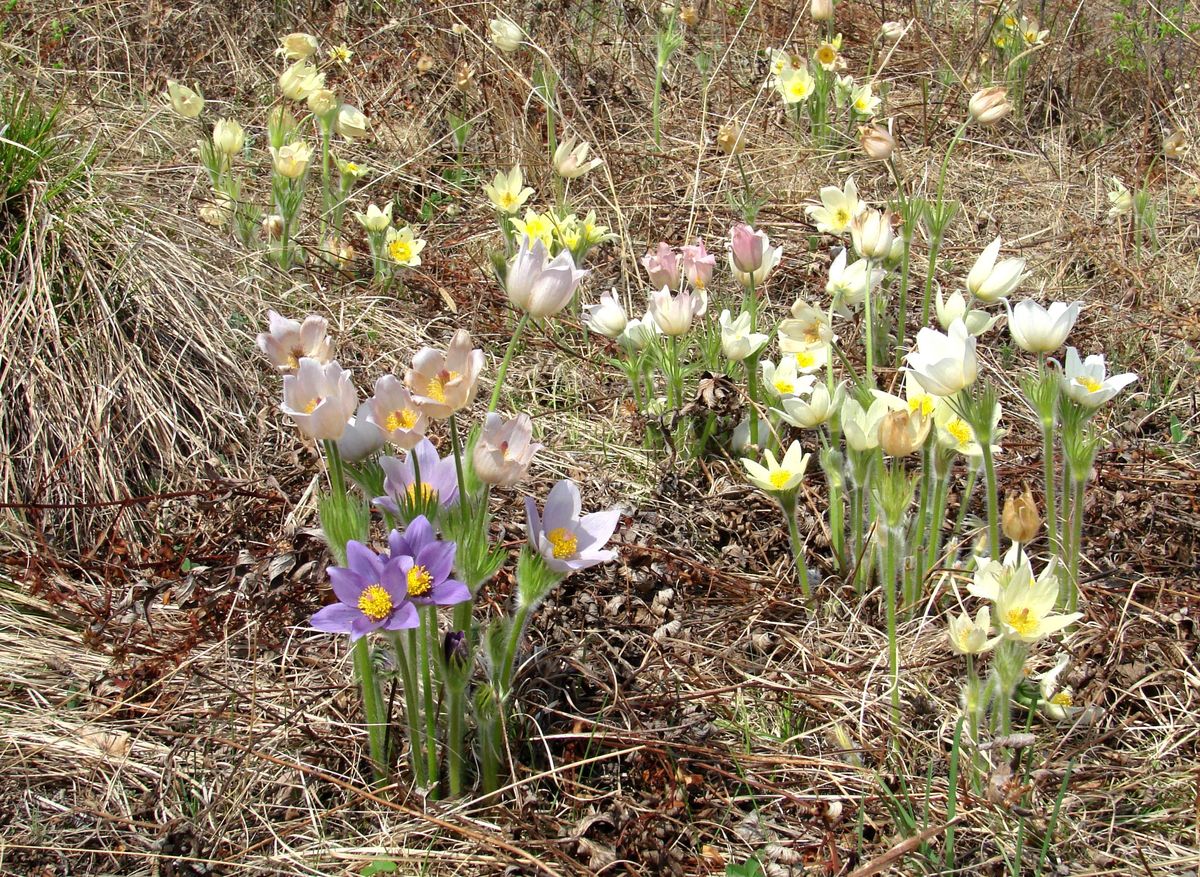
top-left (385, 515), bottom-right (469, 606)
top-left (680, 239), bottom-right (715, 289)
top-left (524, 479), bottom-right (620, 574)
top-left (376, 437), bottom-right (460, 516)
top-left (311, 540), bottom-right (418, 640)
top-left (641, 242), bottom-right (681, 290)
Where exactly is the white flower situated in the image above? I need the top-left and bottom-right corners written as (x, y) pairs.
top-left (553, 137), bottom-right (603, 179)
top-left (489, 17), bottom-right (523, 53)
top-left (841, 393), bottom-right (905, 452)
top-left (947, 606), bottom-right (1002, 655)
top-left (1060, 347), bottom-right (1137, 408)
top-left (933, 399), bottom-right (1002, 459)
top-left (776, 381), bottom-right (845, 428)
top-left (1107, 177), bottom-right (1133, 219)
top-left (483, 166), bottom-right (535, 214)
top-left (906, 320), bottom-right (978, 397)
top-left (1006, 300), bottom-right (1082, 354)
top-left (278, 61), bottom-right (324, 101)
top-left (719, 310), bottom-right (768, 362)
top-left (1036, 654), bottom-right (1079, 720)
top-left (166, 80), bottom-right (204, 118)
top-left (355, 202), bottom-right (394, 233)
top-left (848, 83), bottom-right (881, 118)
top-left (971, 556), bottom-right (1081, 643)
top-left (280, 357), bottom-right (357, 440)
top-left (742, 441), bottom-right (811, 493)
top-left (618, 311), bottom-right (661, 352)
top-left (777, 65), bottom-right (815, 104)
top-left (278, 32), bottom-right (319, 61)
top-left (338, 402), bottom-right (386, 462)
top-left (335, 104), bottom-right (370, 140)
top-left (937, 286), bottom-right (1003, 336)
top-left (761, 357), bottom-right (816, 399)
top-left (583, 290), bottom-right (628, 338)
top-left (806, 176), bottom-right (863, 235)
top-left (648, 286), bottom-right (705, 336)
top-left (849, 208), bottom-right (894, 260)
top-left (826, 248), bottom-right (883, 313)
top-left (967, 237), bottom-right (1028, 303)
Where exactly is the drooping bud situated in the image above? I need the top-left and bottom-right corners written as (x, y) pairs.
top-left (1002, 485), bottom-right (1041, 543)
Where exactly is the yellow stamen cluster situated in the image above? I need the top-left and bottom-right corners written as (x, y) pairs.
top-left (425, 369), bottom-right (460, 403)
top-left (385, 408), bottom-right (419, 432)
top-left (795, 351), bottom-right (816, 369)
top-left (406, 564), bottom-right (433, 598)
top-left (1076, 376), bottom-right (1102, 393)
top-left (406, 483), bottom-right (437, 504)
top-left (1005, 608), bottom-right (1038, 638)
top-left (946, 418), bottom-right (973, 448)
top-left (774, 379), bottom-right (795, 395)
top-left (358, 584), bottom-right (393, 621)
top-left (388, 238), bottom-right (414, 263)
top-left (769, 470), bottom-right (793, 490)
top-left (1050, 691), bottom-right (1074, 708)
top-left (909, 395), bottom-right (935, 417)
top-left (547, 527), bottom-right (578, 560)
top-left (302, 397), bottom-right (322, 414)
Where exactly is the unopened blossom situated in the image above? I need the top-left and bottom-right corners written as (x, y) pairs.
top-left (618, 311), bottom-right (661, 352)
top-left (729, 224), bottom-right (782, 287)
top-left (826, 248), bottom-right (882, 312)
top-left (742, 441), bottom-right (811, 494)
top-left (642, 242), bottom-right (681, 290)
top-left (967, 237), bottom-right (1028, 302)
top-left (262, 213), bottom-right (285, 240)
top-left (385, 516), bottom-right (470, 606)
top-left (968, 86), bottom-right (1012, 125)
top-left (455, 62), bottom-right (476, 93)
top-left (335, 104), bottom-right (369, 140)
top-left (278, 32), bottom-right (319, 61)
top-left (166, 80), bottom-right (204, 118)
top-left (761, 357), bottom-right (816, 399)
top-left (778, 65), bottom-right (816, 104)
top-left (506, 235), bottom-right (589, 319)
top-left (947, 606), bottom-right (1002, 655)
top-left (366, 375), bottom-right (428, 450)
top-left (583, 290), bottom-right (628, 338)
top-left (850, 209), bottom-right (894, 260)
top-left (1002, 485), bottom-right (1041, 543)
top-left (271, 141), bottom-right (313, 179)
top-left (281, 357), bottom-right (357, 440)
top-left (377, 438), bottom-right (461, 513)
top-left (937, 287), bottom-right (1002, 336)
top-left (879, 407), bottom-right (932, 457)
top-left (719, 310), bottom-right (768, 362)
top-left (1060, 347), bottom-right (1137, 408)
top-left (355, 202), bottom-right (394, 233)
top-left (806, 176), bottom-right (863, 236)
top-left (525, 479), bottom-right (620, 574)
top-left (212, 118), bottom-right (245, 155)
top-left (385, 226), bottom-right (425, 267)
top-left (880, 20), bottom-right (905, 42)
top-left (338, 402), bottom-right (386, 462)
top-left (841, 393), bottom-right (905, 452)
top-left (1006, 299), bottom-right (1082, 354)
top-left (257, 310), bottom-right (332, 373)
top-left (307, 88), bottom-right (339, 118)
top-left (483, 166), bottom-right (535, 214)
top-left (489, 17), bottom-right (523, 53)
top-left (553, 137), bottom-right (603, 179)
top-left (810, 0), bottom-right (833, 21)
top-left (859, 125), bottom-right (894, 160)
top-left (1107, 177), bottom-right (1133, 219)
top-left (648, 285), bottom-right (705, 336)
top-left (776, 381), bottom-right (845, 429)
top-left (416, 53), bottom-right (435, 74)
top-left (404, 329), bottom-right (486, 418)
top-left (1164, 129), bottom-right (1189, 159)
top-left (310, 541), bottom-right (418, 640)
top-left (473, 413), bottom-right (542, 487)
top-left (279, 61), bottom-right (324, 101)
top-left (681, 240), bottom-right (715, 289)
top-left (906, 319), bottom-right (978, 397)
top-left (716, 121), bottom-right (746, 155)
top-left (198, 192), bottom-right (233, 227)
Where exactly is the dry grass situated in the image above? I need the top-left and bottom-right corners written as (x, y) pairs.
top-left (2, 0), bottom-right (1199, 874)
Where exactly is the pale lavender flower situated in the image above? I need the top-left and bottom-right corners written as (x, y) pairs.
top-left (257, 310), bottom-right (332, 374)
top-left (376, 438), bottom-right (460, 516)
top-left (280, 357), bottom-right (357, 440)
top-left (524, 479), bottom-right (619, 574)
top-left (385, 515), bottom-right (469, 606)
top-left (505, 235), bottom-right (589, 319)
top-left (337, 402), bottom-right (386, 462)
top-left (473, 412), bottom-right (542, 487)
top-left (680, 239), bottom-right (715, 289)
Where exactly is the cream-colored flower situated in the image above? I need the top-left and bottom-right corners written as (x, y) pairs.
top-left (335, 104), bottom-right (369, 140)
top-left (775, 381), bottom-right (845, 429)
top-left (777, 65), bottom-right (815, 104)
top-left (166, 80), bottom-right (204, 119)
top-left (212, 118), bottom-right (245, 155)
top-left (509, 208), bottom-right (556, 250)
top-left (947, 606), bottom-right (1002, 654)
top-left (385, 226), bottom-right (426, 267)
top-left (271, 141), bottom-right (313, 179)
top-left (328, 44), bottom-right (353, 66)
top-left (553, 137), bottom-right (603, 179)
top-left (849, 83), bottom-right (880, 118)
top-left (761, 356), bottom-right (816, 399)
top-left (972, 557), bottom-right (1081, 643)
top-left (355, 202), bottom-right (394, 233)
top-left (967, 86), bottom-right (1012, 125)
top-left (806, 176), bottom-right (863, 236)
top-left (404, 329), bottom-right (486, 419)
top-left (278, 61), bottom-right (324, 101)
top-left (483, 166), bottom-right (535, 214)
top-left (742, 441), bottom-right (811, 494)
top-left (489, 17), bottom-right (523, 53)
top-left (1107, 177), bottom-right (1133, 219)
top-left (278, 32), bottom-right (319, 61)
top-left (257, 310), bottom-right (332, 373)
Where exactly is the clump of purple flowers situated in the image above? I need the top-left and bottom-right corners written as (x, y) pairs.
top-left (311, 516), bottom-right (468, 640)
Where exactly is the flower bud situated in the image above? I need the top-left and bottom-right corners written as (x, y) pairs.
top-left (968, 86), bottom-right (1012, 126)
top-left (279, 32), bottom-right (319, 61)
top-left (306, 88), bottom-right (339, 118)
top-left (849, 209), bottom-right (894, 260)
top-left (879, 410), bottom-right (919, 457)
top-left (679, 4), bottom-right (700, 26)
top-left (166, 80), bottom-right (204, 119)
top-left (717, 122), bottom-right (746, 155)
top-left (880, 21), bottom-right (905, 42)
top-left (212, 118), bottom-right (245, 156)
top-left (859, 124), bottom-right (894, 160)
top-left (416, 53), bottom-right (435, 74)
top-left (1164, 128), bottom-right (1189, 160)
top-left (262, 213), bottom-right (285, 240)
top-left (1002, 485), bottom-right (1040, 544)
top-left (335, 104), bottom-right (370, 140)
top-left (810, 0), bottom-right (833, 22)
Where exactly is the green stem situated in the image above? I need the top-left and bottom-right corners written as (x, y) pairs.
top-left (352, 637), bottom-right (389, 783)
top-left (894, 230), bottom-right (913, 366)
top-left (389, 631), bottom-right (426, 784)
top-left (652, 62), bottom-right (664, 148)
top-left (981, 440), bottom-right (1001, 559)
top-left (923, 455), bottom-right (953, 574)
top-left (785, 495), bottom-right (813, 602)
top-left (488, 313), bottom-right (531, 412)
top-left (745, 354), bottom-right (760, 449)
top-left (1066, 476), bottom-right (1086, 614)
top-left (448, 413), bottom-right (468, 508)
top-left (446, 683), bottom-right (465, 796)
top-left (420, 606), bottom-right (440, 794)
top-left (1042, 416), bottom-right (1060, 562)
top-left (919, 230), bottom-right (942, 329)
top-left (863, 258), bottom-right (877, 380)
top-left (881, 525), bottom-right (901, 727)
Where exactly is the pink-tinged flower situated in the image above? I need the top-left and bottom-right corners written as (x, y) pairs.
top-left (681, 239), bottom-right (716, 289)
top-left (505, 235), bottom-right (589, 319)
top-left (728, 224), bottom-right (782, 287)
top-left (642, 242), bottom-right (681, 290)
top-left (338, 402), bottom-right (385, 462)
top-left (310, 541), bottom-right (419, 640)
top-left (385, 516), bottom-right (470, 606)
top-left (281, 357), bottom-right (357, 440)
top-left (405, 329), bottom-right (485, 419)
top-left (473, 412), bottom-right (542, 487)
top-left (648, 285), bottom-right (706, 336)
top-left (257, 310), bottom-right (332, 374)
top-left (524, 479), bottom-right (620, 574)
top-left (376, 438), bottom-right (461, 516)
top-left (366, 375), bottom-right (428, 449)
